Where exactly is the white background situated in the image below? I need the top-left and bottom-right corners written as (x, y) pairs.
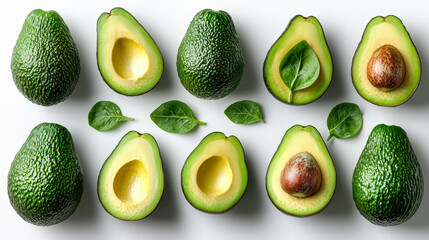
top-left (1, 0), bottom-right (429, 239)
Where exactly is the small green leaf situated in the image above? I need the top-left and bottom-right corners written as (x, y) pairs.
top-left (224, 100), bottom-right (264, 124)
top-left (150, 100), bottom-right (205, 134)
top-left (327, 102), bottom-right (363, 141)
top-left (88, 101), bottom-right (134, 132)
top-left (279, 40), bottom-right (320, 103)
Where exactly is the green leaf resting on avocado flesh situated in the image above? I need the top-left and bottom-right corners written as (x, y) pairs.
top-left (224, 100), bottom-right (264, 124)
top-left (150, 100), bottom-right (206, 134)
top-left (88, 101), bottom-right (134, 132)
top-left (279, 40), bottom-right (320, 102)
top-left (327, 102), bottom-right (363, 141)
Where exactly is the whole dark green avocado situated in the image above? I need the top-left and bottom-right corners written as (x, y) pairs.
top-left (8, 123), bottom-right (83, 226)
top-left (352, 124), bottom-right (423, 226)
top-left (177, 9), bottom-right (244, 99)
top-left (11, 9), bottom-right (80, 106)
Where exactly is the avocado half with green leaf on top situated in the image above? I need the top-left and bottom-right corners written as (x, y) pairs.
top-left (98, 131), bottom-right (163, 220)
top-left (264, 15), bottom-right (333, 105)
top-left (352, 16), bottom-right (420, 106)
top-left (266, 125), bottom-right (336, 216)
top-left (181, 132), bottom-right (247, 213)
top-left (97, 8), bottom-right (163, 95)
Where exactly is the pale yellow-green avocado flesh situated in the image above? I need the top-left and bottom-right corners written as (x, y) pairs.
top-left (112, 38), bottom-right (149, 81)
top-left (182, 132), bottom-right (247, 213)
top-left (196, 156), bottom-right (233, 196)
top-left (98, 131), bottom-right (163, 220)
top-left (264, 15), bottom-right (332, 105)
top-left (266, 125), bottom-right (336, 216)
top-left (352, 15), bottom-right (420, 106)
top-left (97, 8), bottom-right (163, 95)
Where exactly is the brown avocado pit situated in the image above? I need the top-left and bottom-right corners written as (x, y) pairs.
top-left (367, 45), bottom-right (406, 91)
top-left (280, 151), bottom-right (322, 198)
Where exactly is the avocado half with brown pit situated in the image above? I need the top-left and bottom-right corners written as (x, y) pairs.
top-left (97, 8), bottom-right (163, 95)
top-left (352, 15), bottom-right (420, 106)
top-left (181, 132), bottom-right (248, 213)
top-left (98, 131), bottom-right (163, 220)
top-left (264, 15), bottom-right (333, 105)
top-left (266, 125), bottom-right (336, 216)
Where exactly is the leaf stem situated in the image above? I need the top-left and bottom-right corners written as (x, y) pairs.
top-left (123, 116), bottom-right (135, 121)
top-left (196, 120), bottom-right (206, 125)
top-left (288, 91), bottom-right (293, 103)
top-left (327, 132), bottom-right (334, 141)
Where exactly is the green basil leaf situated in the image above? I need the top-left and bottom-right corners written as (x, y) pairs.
top-left (279, 40), bottom-right (320, 102)
top-left (224, 100), bottom-right (264, 124)
top-left (150, 100), bottom-right (205, 134)
top-left (88, 101), bottom-right (134, 132)
top-left (327, 102), bottom-right (363, 141)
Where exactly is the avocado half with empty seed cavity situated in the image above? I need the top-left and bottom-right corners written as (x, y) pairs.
top-left (264, 15), bottom-right (333, 105)
top-left (181, 132), bottom-right (248, 213)
top-left (352, 15), bottom-right (420, 106)
top-left (266, 125), bottom-right (336, 216)
top-left (97, 8), bottom-right (163, 95)
top-left (98, 131), bottom-right (163, 220)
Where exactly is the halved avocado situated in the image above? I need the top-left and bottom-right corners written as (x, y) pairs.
top-left (97, 8), bottom-right (163, 95)
top-left (352, 15), bottom-right (420, 106)
top-left (264, 15), bottom-right (333, 105)
top-left (98, 131), bottom-right (163, 220)
top-left (181, 132), bottom-right (247, 213)
top-left (266, 125), bottom-right (336, 216)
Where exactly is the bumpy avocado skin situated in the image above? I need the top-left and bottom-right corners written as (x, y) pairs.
top-left (352, 124), bottom-right (423, 226)
top-left (177, 9), bottom-right (244, 99)
top-left (11, 9), bottom-right (80, 106)
top-left (8, 123), bottom-right (83, 226)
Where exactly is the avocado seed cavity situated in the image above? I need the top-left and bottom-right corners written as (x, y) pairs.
top-left (367, 45), bottom-right (406, 91)
top-left (280, 152), bottom-right (322, 198)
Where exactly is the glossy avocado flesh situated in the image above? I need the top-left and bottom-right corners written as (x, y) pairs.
top-left (352, 16), bottom-right (420, 106)
top-left (181, 132), bottom-right (247, 213)
top-left (98, 131), bottom-right (163, 220)
top-left (352, 124), bottom-right (423, 226)
top-left (266, 125), bottom-right (336, 216)
top-left (11, 9), bottom-right (80, 106)
top-left (177, 9), bottom-right (244, 99)
top-left (97, 8), bottom-right (163, 95)
top-left (8, 123), bottom-right (83, 226)
top-left (264, 16), bottom-right (332, 105)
